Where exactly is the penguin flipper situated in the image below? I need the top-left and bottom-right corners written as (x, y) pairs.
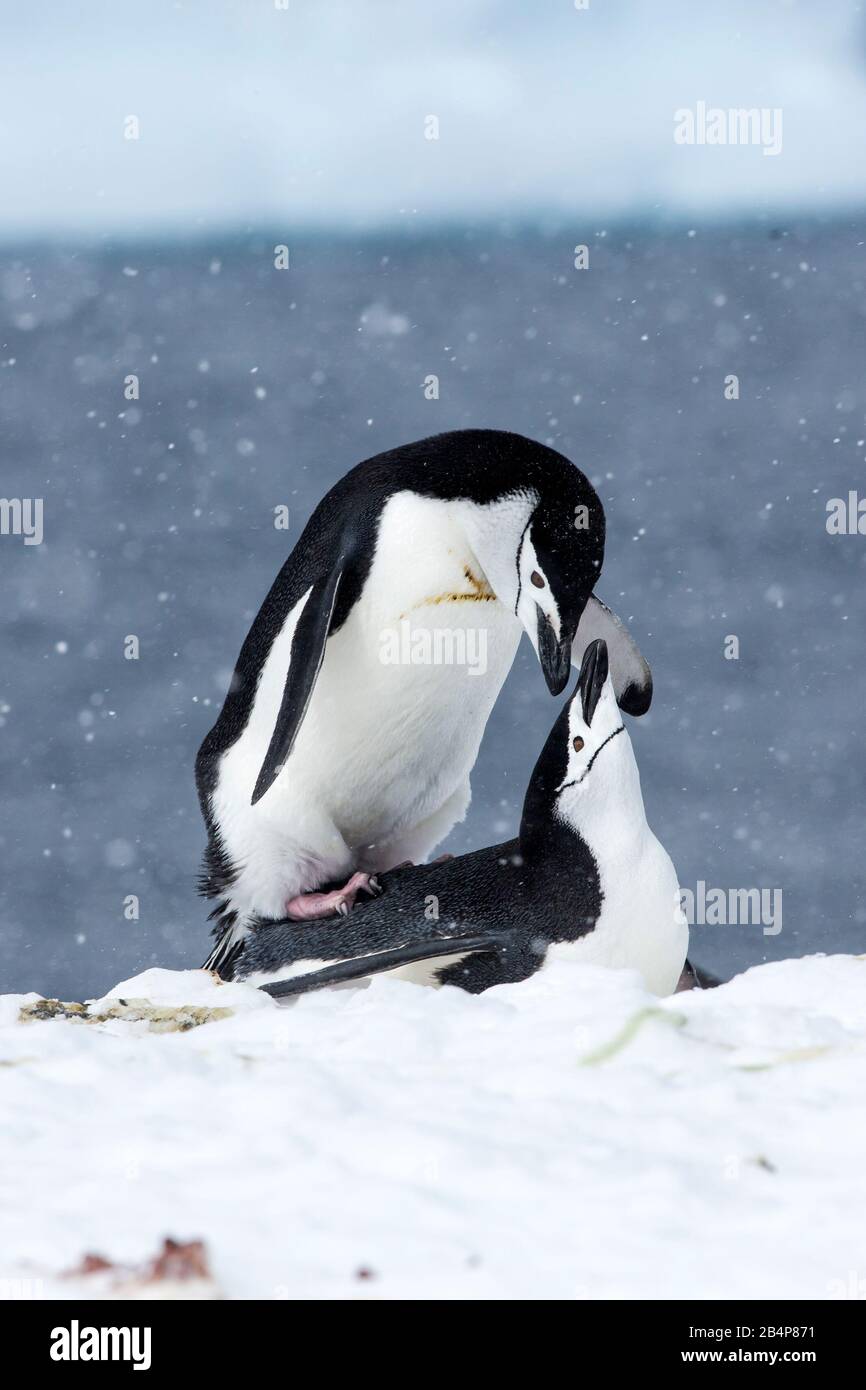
top-left (257, 931), bottom-right (509, 1000)
top-left (251, 564), bottom-right (345, 805)
top-left (575, 593), bottom-right (653, 717)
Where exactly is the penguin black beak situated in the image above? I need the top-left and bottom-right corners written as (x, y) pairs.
top-left (577, 638), bottom-right (609, 726)
top-left (536, 606), bottom-right (572, 696)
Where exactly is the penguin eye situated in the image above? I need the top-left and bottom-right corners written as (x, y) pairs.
top-left (530, 570), bottom-right (545, 589)
top-left (573, 736), bottom-right (584, 753)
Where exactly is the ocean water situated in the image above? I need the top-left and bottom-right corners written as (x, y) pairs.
top-left (1, 219), bottom-right (864, 998)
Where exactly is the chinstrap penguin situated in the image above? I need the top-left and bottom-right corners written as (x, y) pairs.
top-left (196, 429), bottom-right (653, 974)
top-left (229, 639), bottom-right (689, 999)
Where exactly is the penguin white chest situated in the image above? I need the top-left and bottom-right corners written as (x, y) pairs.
top-left (215, 491), bottom-right (528, 905)
top-left (303, 493), bottom-right (523, 844)
top-left (549, 835), bottom-right (688, 996)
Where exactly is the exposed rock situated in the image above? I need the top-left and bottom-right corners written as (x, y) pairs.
top-left (62, 1238), bottom-right (220, 1299)
top-left (18, 997), bottom-right (233, 1032)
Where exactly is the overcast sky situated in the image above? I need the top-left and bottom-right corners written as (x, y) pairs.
top-left (2, 0), bottom-right (865, 236)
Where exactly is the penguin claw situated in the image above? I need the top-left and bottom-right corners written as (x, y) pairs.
top-left (284, 871), bottom-right (382, 922)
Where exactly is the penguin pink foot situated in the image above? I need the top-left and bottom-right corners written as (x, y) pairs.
top-left (284, 871), bottom-right (382, 921)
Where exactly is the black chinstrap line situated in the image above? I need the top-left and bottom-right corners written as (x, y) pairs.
top-left (559, 723), bottom-right (625, 790)
top-left (513, 515), bottom-right (532, 616)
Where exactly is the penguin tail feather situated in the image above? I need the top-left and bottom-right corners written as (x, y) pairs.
top-left (676, 958), bottom-right (724, 991)
top-left (202, 927), bottom-right (246, 980)
top-left (689, 961), bottom-right (723, 989)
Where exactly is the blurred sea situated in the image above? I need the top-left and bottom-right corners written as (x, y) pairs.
top-left (1, 218), bottom-right (864, 997)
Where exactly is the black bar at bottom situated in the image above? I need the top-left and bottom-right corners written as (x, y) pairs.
top-left (0, 1297), bottom-right (859, 1373)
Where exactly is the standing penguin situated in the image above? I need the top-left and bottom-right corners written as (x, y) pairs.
top-left (229, 640), bottom-right (689, 997)
top-left (196, 429), bottom-right (652, 973)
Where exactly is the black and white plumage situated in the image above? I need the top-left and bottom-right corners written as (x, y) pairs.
top-left (229, 640), bottom-right (688, 999)
top-left (196, 429), bottom-right (653, 973)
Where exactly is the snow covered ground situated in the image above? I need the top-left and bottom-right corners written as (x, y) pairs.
top-left (2, 954), bottom-right (865, 1301)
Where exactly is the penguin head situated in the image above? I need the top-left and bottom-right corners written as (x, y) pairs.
top-left (556, 639), bottom-right (626, 795)
top-left (519, 638), bottom-right (634, 853)
top-left (515, 495), bottom-right (605, 696)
